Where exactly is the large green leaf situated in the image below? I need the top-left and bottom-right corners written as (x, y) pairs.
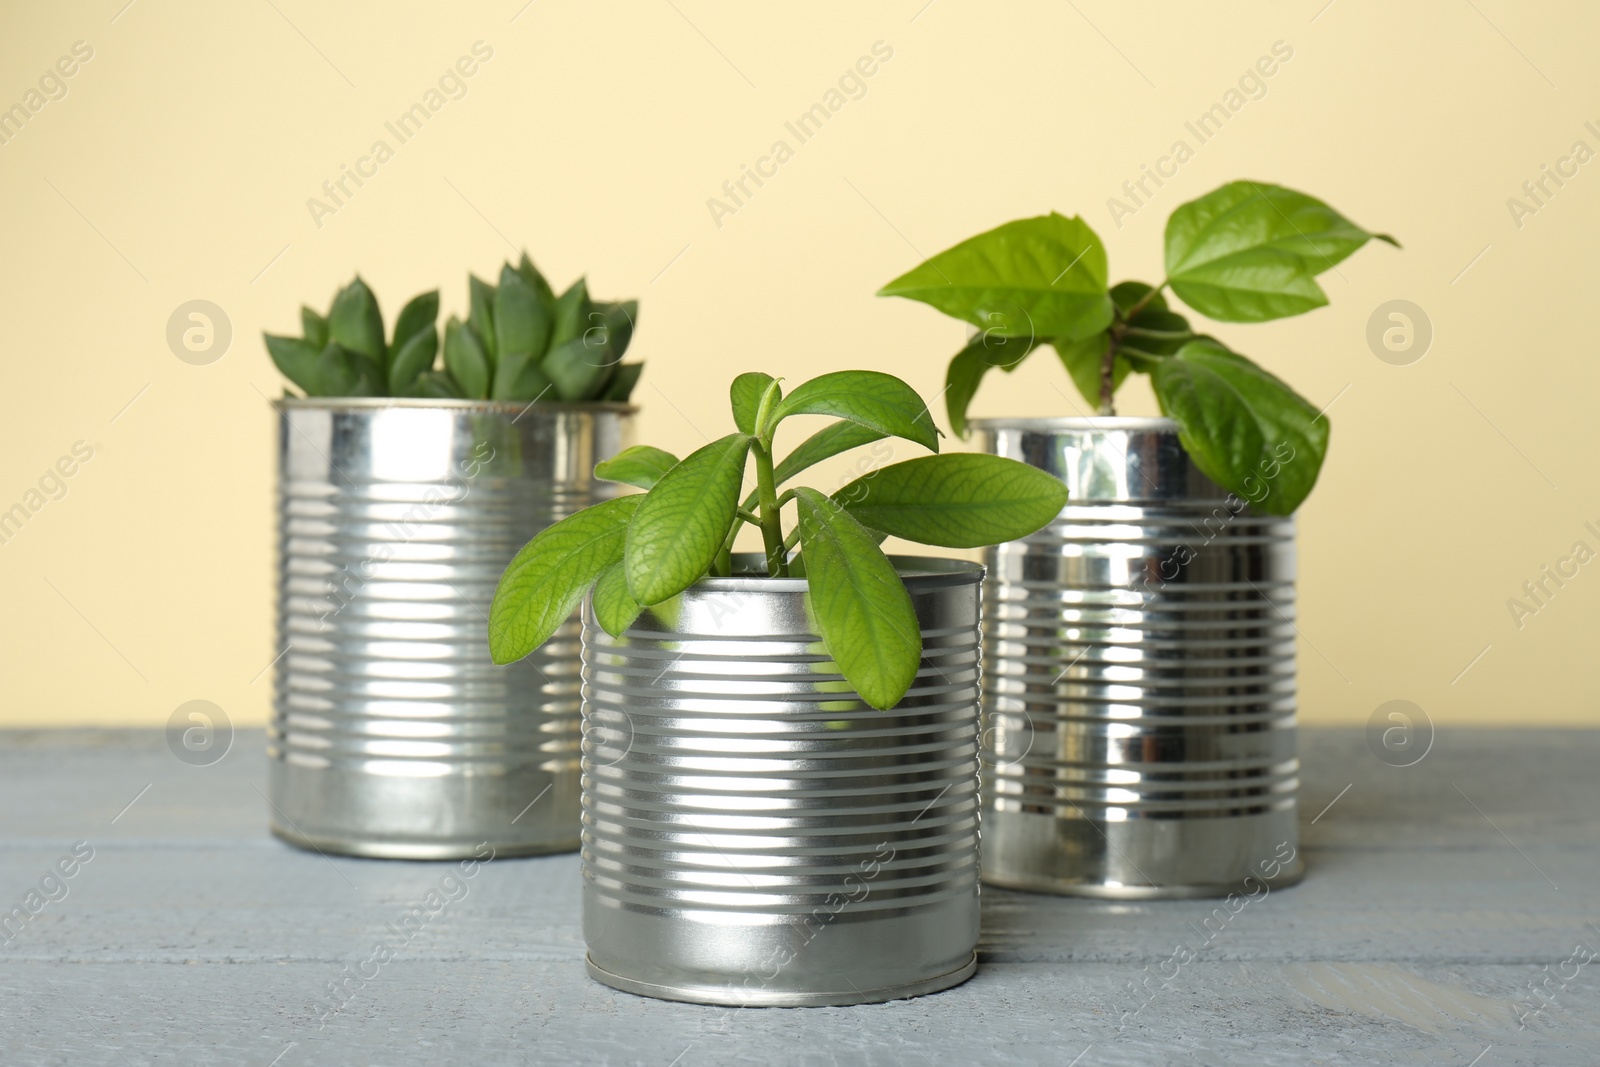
top-left (494, 267), bottom-right (551, 364)
top-left (328, 277), bottom-right (386, 366)
top-left (1151, 339), bottom-right (1327, 515)
top-left (264, 334), bottom-right (321, 395)
top-left (494, 352), bottom-right (554, 403)
top-left (601, 363), bottom-right (643, 401)
top-left (1166, 181), bottom-right (1397, 323)
top-left (590, 561), bottom-right (644, 636)
top-left (387, 324), bottom-right (438, 394)
top-left (792, 487), bottom-right (921, 711)
top-left (549, 278), bottom-right (589, 349)
top-left (391, 290), bottom-right (439, 353)
top-left (543, 335), bottom-right (614, 401)
top-left (730, 372), bottom-right (776, 435)
top-left (1053, 335), bottom-right (1118, 409)
top-left (835, 454), bottom-right (1067, 548)
top-left (468, 275), bottom-right (497, 364)
top-left (595, 445), bottom-right (679, 491)
top-left (517, 252), bottom-right (556, 310)
top-left (625, 433), bottom-right (752, 605)
top-left (313, 342), bottom-right (383, 397)
top-left (944, 333), bottom-right (1041, 437)
top-left (442, 317), bottom-right (490, 399)
top-left (878, 213), bottom-right (1114, 342)
top-left (773, 371), bottom-right (939, 452)
top-left (589, 300), bottom-right (637, 363)
top-left (772, 420), bottom-right (887, 485)
top-left (489, 494), bottom-right (642, 663)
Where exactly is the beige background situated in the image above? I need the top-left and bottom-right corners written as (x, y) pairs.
top-left (0, 0), bottom-right (1594, 728)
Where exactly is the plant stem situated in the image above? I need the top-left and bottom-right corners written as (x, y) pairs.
top-left (751, 439), bottom-right (788, 578)
top-left (1098, 281), bottom-right (1167, 416)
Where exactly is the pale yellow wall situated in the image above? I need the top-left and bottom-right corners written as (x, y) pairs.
top-left (1, 0), bottom-right (1594, 728)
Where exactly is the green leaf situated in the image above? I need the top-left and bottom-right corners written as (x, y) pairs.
top-left (773, 371), bottom-right (939, 452)
top-left (601, 363), bottom-right (643, 401)
top-left (468, 275), bottom-right (497, 364)
top-left (300, 306), bottom-right (329, 350)
top-left (549, 277), bottom-right (589, 348)
top-left (542, 336), bottom-right (613, 401)
top-left (265, 334), bottom-right (321, 395)
top-left (625, 433), bottom-right (752, 605)
top-left (1053, 334), bottom-right (1118, 409)
top-left (442, 316), bottom-right (491, 399)
top-left (489, 494), bottom-right (642, 663)
top-left (327, 277), bottom-right (386, 367)
top-left (589, 300), bottom-right (637, 363)
top-left (314, 342), bottom-right (383, 397)
top-left (834, 454), bottom-right (1067, 548)
top-left (772, 420), bottom-right (887, 485)
top-left (391, 290), bottom-right (439, 353)
top-left (494, 267), bottom-right (551, 363)
top-left (1166, 181), bottom-right (1397, 322)
top-left (1151, 339), bottom-right (1328, 515)
top-left (877, 213), bottom-right (1114, 342)
top-left (405, 370), bottom-right (465, 399)
top-left (730, 372), bottom-right (776, 435)
top-left (943, 333), bottom-right (1039, 438)
top-left (494, 352), bottom-right (554, 403)
top-left (517, 252), bottom-right (556, 310)
top-left (591, 561), bottom-right (644, 636)
top-left (792, 487), bottom-right (920, 711)
top-left (595, 445), bottom-right (679, 490)
top-left (387, 324), bottom-right (438, 394)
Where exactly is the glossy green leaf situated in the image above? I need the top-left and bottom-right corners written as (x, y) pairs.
top-left (773, 371), bottom-right (939, 452)
top-left (595, 445), bottom-right (680, 491)
top-left (328, 277), bottom-right (386, 366)
top-left (1053, 334), bottom-right (1119, 409)
top-left (299, 306), bottom-right (329, 351)
top-left (391, 290), bottom-right (439, 353)
top-left (264, 334), bottom-right (321, 395)
top-left (405, 370), bottom-right (465, 399)
top-left (314, 342), bottom-right (383, 397)
top-left (601, 363), bottom-right (643, 401)
top-left (387, 324), bottom-right (438, 394)
top-left (1166, 181), bottom-right (1397, 322)
top-left (591, 561), bottom-right (644, 636)
top-left (834, 454), bottom-right (1067, 548)
top-left (494, 267), bottom-right (551, 363)
top-left (542, 336), bottom-right (614, 401)
top-left (489, 494), bottom-right (642, 663)
top-left (792, 487), bottom-right (920, 711)
top-left (877, 213), bottom-right (1114, 342)
top-left (1152, 339), bottom-right (1327, 515)
top-left (549, 278), bottom-right (589, 349)
top-left (944, 333), bottom-right (1039, 438)
top-left (772, 420), bottom-right (887, 485)
top-left (442, 317), bottom-right (490, 399)
top-left (517, 252), bottom-right (556, 310)
top-left (468, 275), bottom-right (497, 364)
top-left (730, 372), bottom-right (776, 435)
top-left (625, 433), bottom-right (752, 605)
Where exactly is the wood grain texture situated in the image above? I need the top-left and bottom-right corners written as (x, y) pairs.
top-left (0, 728), bottom-right (1595, 1066)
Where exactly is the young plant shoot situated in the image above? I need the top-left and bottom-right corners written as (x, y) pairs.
top-left (488, 371), bottom-right (1068, 710)
top-left (877, 180), bottom-right (1398, 514)
top-left (264, 252), bottom-right (641, 402)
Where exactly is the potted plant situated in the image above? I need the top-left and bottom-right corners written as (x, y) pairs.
top-left (265, 254), bottom-right (642, 859)
top-left (488, 370), bottom-right (1067, 1005)
top-left (878, 181), bottom-right (1396, 897)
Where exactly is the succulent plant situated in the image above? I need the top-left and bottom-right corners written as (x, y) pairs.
top-left (264, 253), bottom-right (641, 402)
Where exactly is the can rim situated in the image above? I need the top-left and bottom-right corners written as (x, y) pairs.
top-left (968, 415), bottom-right (1178, 432)
top-left (687, 553), bottom-right (983, 593)
top-left (272, 396), bottom-right (638, 415)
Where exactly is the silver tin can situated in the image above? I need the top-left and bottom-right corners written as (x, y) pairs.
top-left (580, 556), bottom-right (983, 1006)
top-left (268, 399), bottom-right (632, 859)
top-left (972, 417), bottom-right (1302, 898)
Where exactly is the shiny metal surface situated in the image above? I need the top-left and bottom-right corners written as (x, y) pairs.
top-left (580, 556), bottom-right (983, 1007)
top-left (268, 399), bottom-right (632, 859)
top-left (972, 417), bottom-right (1302, 898)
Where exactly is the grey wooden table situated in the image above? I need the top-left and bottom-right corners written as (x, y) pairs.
top-left (1, 728), bottom-right (1594, 1067)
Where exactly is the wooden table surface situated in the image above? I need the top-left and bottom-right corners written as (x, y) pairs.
top-left (0, 727), bottom-right (1594, 1066)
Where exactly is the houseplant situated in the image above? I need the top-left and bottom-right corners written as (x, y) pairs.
top-left (264, 257), bottom-right (640, 860)
top-left (879, 180), bottom-right (1396, 897)
top-left (489, 370), bottom-right (1067, 1005)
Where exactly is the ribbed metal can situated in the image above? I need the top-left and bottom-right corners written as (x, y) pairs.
top-left (580, 556), bottom-right (983, 1007)
top-left (972, 417), bottom-right (1302, 898)
top-left (268, 399), bottom-right (632, 859)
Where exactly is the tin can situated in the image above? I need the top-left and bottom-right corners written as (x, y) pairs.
top-left (972, 417), bottom-right (1302, 898)
top-left (268, 399), bottom-right (632, 859)
top-left (580, 557), bottom-right (983, 1006)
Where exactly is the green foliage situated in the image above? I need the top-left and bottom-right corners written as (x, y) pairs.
top-left (879, 180), bottom-right (1397, 512)
top-left (490, 371), bottom-right (1069, 710)
top-left (263, 251), bottom-right (643, 401)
